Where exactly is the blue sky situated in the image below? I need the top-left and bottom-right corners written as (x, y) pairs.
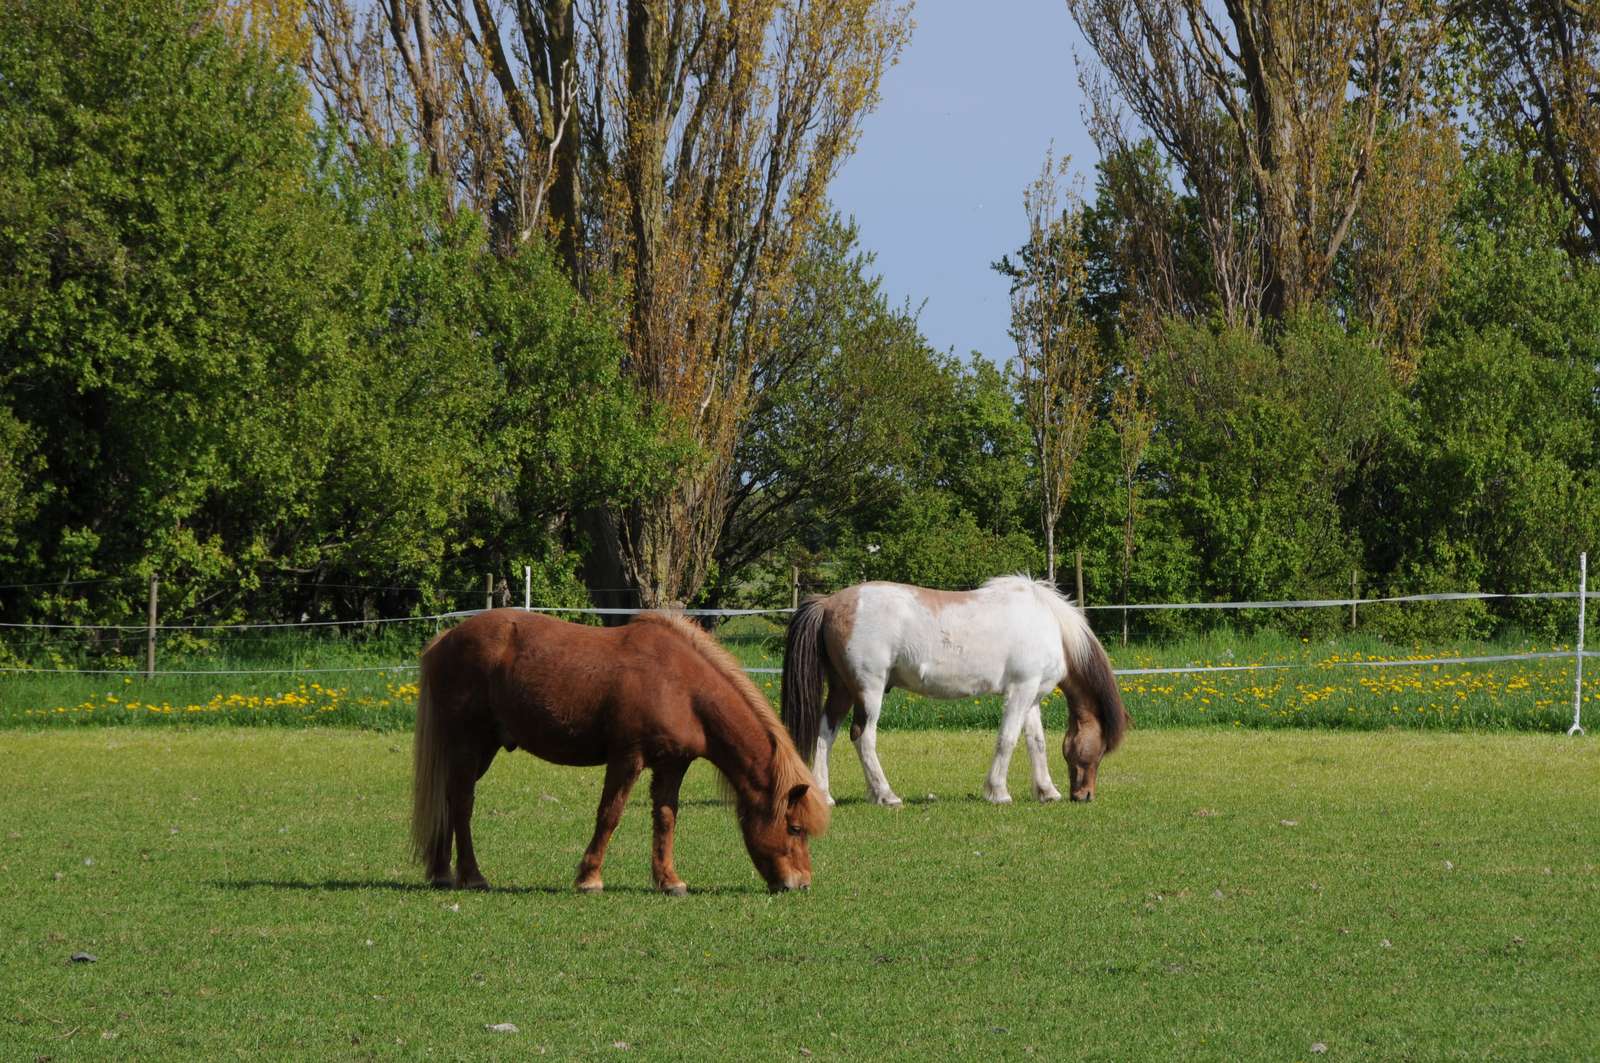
top-left (829, 2), bottom-right (1098, 365)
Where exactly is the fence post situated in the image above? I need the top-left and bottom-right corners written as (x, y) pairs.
top-left (791, 565), bottom-right (800, 611)
top-left (1350, 570), bottom-right (1358, 630)
top-left (1571, 552), bottom-right (1587, 736)
top-left (485, 573), bottom-right (493, 612)
top-left (145, 573), bottom-right (158, 679)
top-left (524, 566), bottom-right (532, 610)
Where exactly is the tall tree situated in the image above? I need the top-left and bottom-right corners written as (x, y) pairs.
top-left (711, 214), bottom-right (949, 602)
top-left (1067, 0), bottom-right (1443, 323)
top-left (1464, 0), bottom-right (1600, 258)
top-left (1110, 350), bottom-right (1154, 642)
top-left (306, 0), bottom-right (912, 608)
top-left (997, 150), bottom-right (1104, 587)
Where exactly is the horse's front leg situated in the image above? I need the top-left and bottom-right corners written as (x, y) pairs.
top-left (984, 687), bottom-right (1034, 804)
top-left (852, 688), bottom-right (902, 807)
top-left (649, 760), bottom-right (690, 896)
top-left (575, 755), bottom-right (642, 894)
top-left (1023, 700), bottom-right (1062, 802)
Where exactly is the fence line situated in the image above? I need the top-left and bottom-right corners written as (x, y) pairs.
top-left (7, 650), bottom-right (1598, 680)
top-left (5, 588), bottom-right (1599, 632)
top-left (6, 565), bottom-right (1595, 726)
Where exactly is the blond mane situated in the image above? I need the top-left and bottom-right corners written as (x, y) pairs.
top-left (631, 613), bottom-right (829, 836)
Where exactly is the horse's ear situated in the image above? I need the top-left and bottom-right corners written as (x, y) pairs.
top-left (786, 783), bottom-right (810, 809)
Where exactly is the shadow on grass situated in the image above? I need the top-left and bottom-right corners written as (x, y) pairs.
top-left (207, 878), bottom-right (769, 897)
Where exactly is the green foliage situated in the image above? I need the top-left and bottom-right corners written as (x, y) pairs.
top-left (1355, 151), bottom-right (1600, 638)
top-left (0, 0), bottom-right (667, 633)
top-left (719, 215), bottom-right (952, 593)
top-left (1, 0), bottom-right (329, 621)
top-left (1130, 316), bottom-right (1388, 631)
top-left (834, 487), bottom-right (1040, 589)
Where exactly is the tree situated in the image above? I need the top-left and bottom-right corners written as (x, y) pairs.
top-left (0, 0), bottom-right (667, 630)
top-left (1110, 350), bottom-right (1154, 642)
top-left (0, 0), bottom-right (357, 625)
top-left (711, 214), bottom-right (951, 602)
top-left (1067, 0), bottom-right (1443, 323)
top-left (997, 150), bottom-right (1104, 587)
top-left (1354, 151), bottom-right (1600, 637)
top-left (306, 0), bottom-right (913, 609)
top-left (1463, 0), bottom-right (1600, 259)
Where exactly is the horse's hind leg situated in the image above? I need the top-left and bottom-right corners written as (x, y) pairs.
top-left (649, 760), bottom-right (690, 896)
top-left (575, 755), bottom-right (642, 894)
top-left (852, 686), bottom-right (902, 807)
top-left (448, 736), bottom-right (499, 890)
top-left (984, 686), bottom-right (1036, 804)
top-left (1022, 700), bottom-right (1062, 803)
top-left (813, 681), bottom-right (852, 807)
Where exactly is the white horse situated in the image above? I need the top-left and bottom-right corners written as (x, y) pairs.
top-left (781, 575), bottom-right (1128, 806)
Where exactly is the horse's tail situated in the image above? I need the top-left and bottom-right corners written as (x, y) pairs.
top-left (1036, 582), bottom-right (1129, 753)
top-left (781, 596), bottom-right (829, 766)
top-left (410, 632), bottom-right (451, 866)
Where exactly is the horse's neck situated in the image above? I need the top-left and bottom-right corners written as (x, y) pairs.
top-left (699, 696), bottom-right (776, 796)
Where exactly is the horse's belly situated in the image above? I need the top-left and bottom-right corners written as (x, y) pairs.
top-left (895, 663), bottom-right (1005, 700)
top-left (498, 703), bottom-right (609, 766)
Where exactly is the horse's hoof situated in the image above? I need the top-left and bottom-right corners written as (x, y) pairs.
top-left (1038, 789), bottom-right (1063, 803)
top-left (575, 880), bottom-right (604, 894)
top-left (871, 794), bottom-right (903, 808)
top-left (458, 876), bottom-right (491, 891)
top-left (659, 882), bottom-right (688, 897)
top-left (985, 791), bottom-right (1013, 805)
top-left (824, 793), bottom-right (837, 807)
top-left (428, 876), bottom-right (454, 890)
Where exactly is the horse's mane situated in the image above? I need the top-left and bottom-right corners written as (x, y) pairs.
top-left (630, 613), bottom-right (829, 836)
top-left (981, 574), bottom-right (1097, 665)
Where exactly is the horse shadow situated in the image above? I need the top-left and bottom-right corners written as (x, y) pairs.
top-left (207, 878), bottom-right (768, 897)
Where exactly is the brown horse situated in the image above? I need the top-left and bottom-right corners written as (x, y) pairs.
top-left (412, 609), bottom-right (829, 894)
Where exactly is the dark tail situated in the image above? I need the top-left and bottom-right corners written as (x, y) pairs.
top-left (781, 597), bottom-right (829, 765)
top-left (410, 633), bottom-right (450, 866)
top-left (1078, 634), bottom-right (1130, 754)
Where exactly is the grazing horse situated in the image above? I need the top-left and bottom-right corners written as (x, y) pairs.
top-left (782, 576), bottom-right (1129, 806)
top-left (412, 609), bottom-right (828, 895)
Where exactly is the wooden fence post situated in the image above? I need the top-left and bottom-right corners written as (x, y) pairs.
top-left (146, 574), bottom-right (158, 679)
top-left (485, 573), bottom-right (494, 611)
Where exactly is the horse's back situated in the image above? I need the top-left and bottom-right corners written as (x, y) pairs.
top-left (426, 609), bottom-right (710, 765)
top-left (425, 610), bottom-right (624, 764)
top-left (835, 581), bottom-right (1065, 698)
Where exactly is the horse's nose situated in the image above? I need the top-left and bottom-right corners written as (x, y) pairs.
top-left (769, 873), bottom-right (810, 893)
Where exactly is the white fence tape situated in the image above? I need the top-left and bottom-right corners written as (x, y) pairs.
top-left (5, 588), bottom-right (1597, 632)
top-left (7, 650), bottom-right (1598, 680)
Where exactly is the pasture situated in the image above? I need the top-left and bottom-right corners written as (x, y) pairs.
top-left (5, 727), bottom-right (1598, 1058)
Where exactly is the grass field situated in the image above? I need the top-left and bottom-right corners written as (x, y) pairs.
top-left (4, 727), bottom-right (1598, 1058)
top-left (3, 619), bottom-right (1591, 733)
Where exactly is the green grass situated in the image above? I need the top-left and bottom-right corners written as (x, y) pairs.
top-left (4, 728), bottom-right (1599, 1058)
top-left (4, 618), bottom-right (1590, 733)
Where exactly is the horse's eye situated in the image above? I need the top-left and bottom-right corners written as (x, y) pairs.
top-left (787, 824), bottom-right (804, 836)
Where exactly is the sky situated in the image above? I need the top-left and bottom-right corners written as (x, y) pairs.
top-left (828, 2), bottom-right (1098, 365)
